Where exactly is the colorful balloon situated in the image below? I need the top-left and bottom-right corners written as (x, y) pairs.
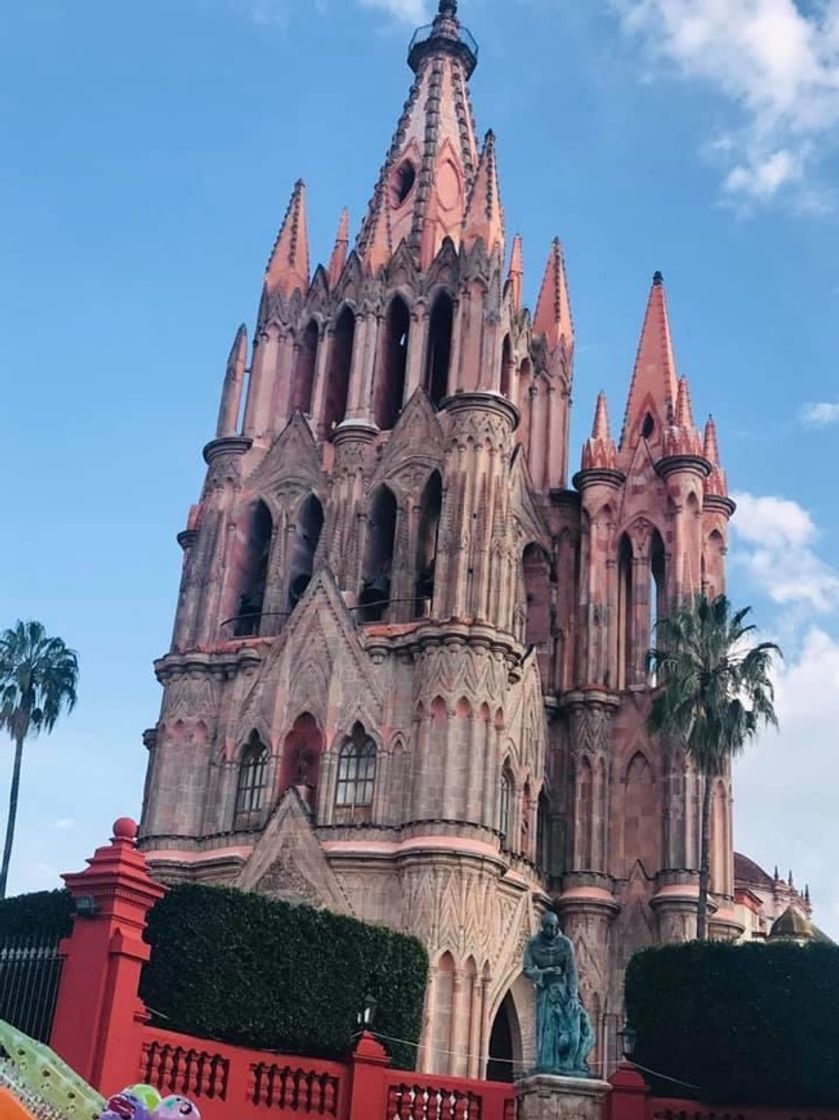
top-left (99, 1084), bottom-right (161, 1120)
top-left (156, 1096), bottom-right (201, 1120)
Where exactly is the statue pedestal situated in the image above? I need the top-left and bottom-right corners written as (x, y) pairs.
top-left (516, 1072), bottom-right (612, 1120)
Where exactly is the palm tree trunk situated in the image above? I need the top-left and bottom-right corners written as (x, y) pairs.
top-left (697, 771), bottom-right (713, 940)
top-left (0, 734), bottom-right (25, 900)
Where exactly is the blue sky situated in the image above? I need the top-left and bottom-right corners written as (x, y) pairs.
top-left (1, 0), bottom-right (837, 929)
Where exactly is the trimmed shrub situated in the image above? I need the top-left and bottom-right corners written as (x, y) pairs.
top-left (140, 884), bottom-right (427, 1069)
top-left (626, 940), bottom-right (839, 1106)
top-left (0, 890), bottom-right (73, 939)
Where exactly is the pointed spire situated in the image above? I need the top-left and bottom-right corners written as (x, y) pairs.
top-left (265, 179), bottom-right (310, 297)
top-left (508, 234), bottom-right (523, 312)
top-left (619, 271), bottom-right (679, 452)
top-left (363, 186), bottom-right (392, 275)
top-left (328, 208), bottom-right (350, 287)
top-left (774, 865), bottom-right (780, 882)
top-left (216, 323), bottom-right (248, 439)
top-left (704, 414), bottom-right (720, 465)
top-left (534, 238), bottom-right (574, 353)
top-left (581, 390), bottom-right (617, 471)
top-left (675, 377), bottom-right (695, 429)
top-left (462, 130), bottom-right (505, 256)
top-left (805, 884), bottom-right (811, 904)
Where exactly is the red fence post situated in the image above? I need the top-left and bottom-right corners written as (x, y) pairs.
top-left (348, 1032), bottom-right (390, 1120)
top-left (606, 1062), bottom-right (650, 1120)
top-left (50, 818), bottom-right (166, 1094)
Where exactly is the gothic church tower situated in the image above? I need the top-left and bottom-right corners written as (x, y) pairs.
top-left (140, 0), bottom-right (738, 1077)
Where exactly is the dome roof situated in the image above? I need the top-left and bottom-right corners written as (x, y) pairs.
top-left (734, 851), bottom-right (775, 890)
top-left (769, 906), bottom-right (819, 942)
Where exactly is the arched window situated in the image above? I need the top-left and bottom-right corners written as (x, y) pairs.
top-left (499, 765), bottom-right (514, 846)
top-left (287, 494), bottom-right (324, 611)
top-left (425, 293), bottom-right (454, 408)
top-left (617, 534), bottom-right (633, 690)
top-left (291, 320), bottom-right (318, 416)
top-left (359, 486), bottom-right (398, 622)
top-left (522, 544), bottom-right (551, 648)
top-left (279, 712), bottom-right (323, 814)
top-left (233, 500), bottom-right (273, 637)
top-left (414, 471), bottom-right (442, 618)
top-left (648, 530), bottom-right (665, 683)
top-left (500, 334), bottom-right (513, 398)
top-left (374, 297), bottom-right (410, 430)
top-left (537, 790), bottom-right (551, 873)
top-left (234, 732), bottom-right (269, 829)
top-left (335, 723), bottom-right (377, 817)
top-left (323, 306), bottom-right (355, 433)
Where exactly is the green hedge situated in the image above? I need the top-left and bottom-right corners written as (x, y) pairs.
top-left (140, 884), bottom-right (427, 1069)
top-left (626, 940), bottom-right (839, 1106)
top-left (0, 890), bottom-right (73, 938)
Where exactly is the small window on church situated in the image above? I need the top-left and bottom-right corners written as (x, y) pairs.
top-left (641, 413), bottom-right (655, 439)
top-left (499, 766), bottom-right (514, 847)
top-left (391, 160), bottom-right (416, 208)
top-left (234, 733), bottom-right (269, 830)
top-left (335, 724), bottom-right (377, 817)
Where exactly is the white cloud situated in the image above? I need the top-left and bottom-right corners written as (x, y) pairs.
top-left (614, 0), bottom-right (839, 207)
top-left (801, 401), bottom-right (839, 426)
top-left (53, 818), bottom-right (76, 831)
top-left (732, 491), bottom-right (839, 611)
top-left (358, 0), bottom-right (429, 22)
top-left (736, 627), bottom-right (839, 937)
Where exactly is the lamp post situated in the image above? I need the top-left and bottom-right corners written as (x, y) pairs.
top-left (358, 994), bottom-right (378, 1030)
top-left (618, 1023), bottom-right (637, 1060)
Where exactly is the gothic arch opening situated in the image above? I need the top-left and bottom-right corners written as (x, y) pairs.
top-left (499, 761), bottom-right (514, 849)
top-left (233, 499), bottom-right (273, 637)
top-left (521, 779), bottom-right (533, 858)
top-left (291, 320), bottom-right (318, 415)
top-left (359, 486), bottom-right (398, 622)
top-left (487, 985), bottom-right (525, 1083)
top-left (500, 334), bottom-right (513, 397)
top-left (522, 543), bottom-right (551, 651)
top-left (279, 713), bottom-right (323, 815)
top-left (414, 470), bottom-right (442, 618)
top-left (537, 789), bottom-right (551, 874)
top-left (287, 494), bottom-right (324, 612)
top-left (617, 534), bottom-right (633, 690)
top-left (622, 751), bottom-right (659, 876)
top-left (430, 952), bottom-right (455, 1076)
top-left (425, 292), bottom-right (454, 408)
top-left (323, 306), bottom-right (355, 433)
top-left (374, 296), bottom-right (410, 430)
top-left (334, 722), bottom-right (377, 824)
top-left (648, 529), bottom-right (665, 683)
top-left (233, 731), bottom-right (269, 830)
top-left (705, 528), bottom-right (725, 598)
top-left (578, 756), bottom-right (593, 869)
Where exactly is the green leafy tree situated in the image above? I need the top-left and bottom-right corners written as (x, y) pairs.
top-left (648, 595), bottom-right (780, 939)
top-left (0, 621), bottom-right (79, 898)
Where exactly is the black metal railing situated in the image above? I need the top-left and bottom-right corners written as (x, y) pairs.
top-left (0, 934), bottom-right (64, 1042)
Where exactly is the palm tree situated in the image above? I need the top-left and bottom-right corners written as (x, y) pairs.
top-left (0, 621), bottom-right (79, 898)
top-left (647, 594), bottom-right (780, 940)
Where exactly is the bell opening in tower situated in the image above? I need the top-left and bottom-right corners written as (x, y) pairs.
top-left (232, 500), bottom-right (273, 637)
top-left (414, 471), bottom-right (442, 618)
top-left (323, 306), bottom-right (355, 433)
top-left (359, 486), bottom-right (398, 623)
top-left (425, 293), bottom-right (454, 408)
top-left (291, 320), bottom-right (319, 416)
top-left (374, 296), bottom-right (410, 430)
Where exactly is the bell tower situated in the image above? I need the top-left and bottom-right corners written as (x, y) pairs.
top-left (139, 0), bottom-right (737, 1079)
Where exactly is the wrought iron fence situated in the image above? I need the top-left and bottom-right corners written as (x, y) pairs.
top-left (0, 935), bottom-right (64, 1043)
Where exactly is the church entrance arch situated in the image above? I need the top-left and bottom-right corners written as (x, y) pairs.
top-left (487, 974), bottom-right (530, 1082)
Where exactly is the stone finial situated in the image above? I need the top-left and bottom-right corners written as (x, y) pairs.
top-left (216, 323), bottom-right (248, 439)
top-left (534, 237), bottom-right (573, 353)
top-left (581, 390), bottom-right (617, 471)
top-left (112, 817), bottom-right (138, 842)
top-left (265, 179), bottom-right (310, 297)
top-left (619, 271), bottom-right (678, 452)
top-left (508, 234), bottom-right (524, 312)
top-left (703, 414), bottom-right (720, 465)
top-left (328, 208), bottom-right (350, 287)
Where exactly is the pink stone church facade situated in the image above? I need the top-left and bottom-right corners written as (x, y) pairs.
top-left (138, 0), bottom-right (764, 1079)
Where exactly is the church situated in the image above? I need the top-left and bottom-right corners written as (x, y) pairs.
top-left (137, 0), bottom-right (797, 1080)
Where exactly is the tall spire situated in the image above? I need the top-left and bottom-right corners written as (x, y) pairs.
top-left (265, 179), bottom-right (310, 297)
top-left (462, 130), bottom-right (504, 256)
top-left (534, 238), bottom-right (573, 354)
top-left (356, 0), bottom-right (480, 269)
top-left (619, 271), bottom-right (679, 453)
top-left (328, 208), bottom-right (350, 287)
top-left (508, 234), bottom-right (524, 312)
top-left (216, 323), bottom-right (248, 439)
top-left (704, 414), bottom-right (729, 498)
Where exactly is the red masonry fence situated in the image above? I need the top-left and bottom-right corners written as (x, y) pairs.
top-left (44, 821), bottom-right (839, 1120)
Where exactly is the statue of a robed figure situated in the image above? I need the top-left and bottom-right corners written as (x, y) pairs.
top-left (523, 912), bottom-right (595, 1077)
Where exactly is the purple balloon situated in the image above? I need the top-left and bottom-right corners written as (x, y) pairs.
top-left (156, 1095), bottom-right (202, 1120)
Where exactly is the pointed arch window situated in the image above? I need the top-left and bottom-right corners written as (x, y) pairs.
top-left (500, 334), bottom-right (513, 398)
top-left (499, 765), bottom-right (514, 847)
top-left (414, 471), bottom-right (442, 618)
top-left (335, 724), bottom-right (377, 815)
top-left (648, 530), bottom-right (665, 684)
top-left (233, 500), bottom-right (273, 637)
top-left (617, 534), bottom-right (633, 690)
top-left (359, 486), bottom-right (398, 622)
top-left (374, 296), bottom-right (410, 430)
top-left (425, 293), bottom-right (454, 408)
top-left (291, 320), bottom-right (319, 416)
top-left (234, 732), bottom-right (269, 829)
top-left (323, 306), bottom-right (355, 433)
top-left (287, 494), bottom-right (324, 612)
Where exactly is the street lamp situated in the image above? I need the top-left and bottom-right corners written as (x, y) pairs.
top-left (618, 1023), bottom-right (637, 1059)
top-left (358, 994), bottom-right (378, 1029)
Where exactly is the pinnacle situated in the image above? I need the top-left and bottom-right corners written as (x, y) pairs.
top-left (228, 323), bottom-right (248, 370)
top-left (703, 414), bottom-right (720, 465)
top-left (534, 238), bottom-right (573, 352)
top-left (581, 390), bottom-right (616, 471)
top-left (675, 376), bottom-right (696, 430)
top-left (462, 130), bottom-right (504, 255)
top-left (265, 179), bottom-right (310, 297)
top-left (619, 271), bottom-right (678, 450)
top-left (508, 234), bottom-right (524, 312)
top-left (328, 208), bottom-right (350, 287)
top-left (592, 390), bottom-right (611, 440)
